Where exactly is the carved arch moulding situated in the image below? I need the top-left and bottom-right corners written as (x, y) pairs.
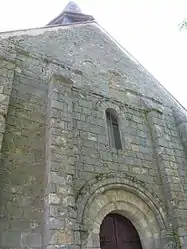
top-left (75, 173), bottom-right (168, 249)
top-left (95, 96), bottom-right (124, 113)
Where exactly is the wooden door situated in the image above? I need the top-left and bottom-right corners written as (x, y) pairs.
top-left (100, 213), bottom-right (143, 249)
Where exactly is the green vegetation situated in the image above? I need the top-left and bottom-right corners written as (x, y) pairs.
top-left (179, 19), bottom-right (187, 30)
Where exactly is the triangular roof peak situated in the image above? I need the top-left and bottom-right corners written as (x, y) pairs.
top-left (47, 1), bottom-right (94, 26)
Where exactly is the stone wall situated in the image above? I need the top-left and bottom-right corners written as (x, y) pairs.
top-left (0, 23), bottom-right (187, 249)
top-left (0, 47), bottom-right (48, 248)
top-left (42, 74), bottom-right (187, 249)
top-left (70, 84), bottom-right (187, 249)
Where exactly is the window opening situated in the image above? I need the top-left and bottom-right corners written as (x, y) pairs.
top-left (106, 109), bottom-right (122, 150)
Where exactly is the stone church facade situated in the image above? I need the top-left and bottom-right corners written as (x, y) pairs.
top-left (1, 2), bottom-right (187, 249)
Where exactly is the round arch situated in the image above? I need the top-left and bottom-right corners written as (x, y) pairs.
top-left (76, 175), bottom-right (167, 249)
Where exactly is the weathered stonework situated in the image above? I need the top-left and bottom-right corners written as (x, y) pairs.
top-left (0, 19), bottom-right (187, 249)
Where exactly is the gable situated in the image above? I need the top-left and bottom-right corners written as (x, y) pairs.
top-left (0, 22), bottom-right (183, 110)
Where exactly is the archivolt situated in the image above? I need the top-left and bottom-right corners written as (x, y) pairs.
top-left (76, 173), bottom-right (166, 228)
top-left (76, 174), bottom-right (167, 249)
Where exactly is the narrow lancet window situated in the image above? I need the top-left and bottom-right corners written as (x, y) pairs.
top-left (106, 109), bottom-right (122, 150)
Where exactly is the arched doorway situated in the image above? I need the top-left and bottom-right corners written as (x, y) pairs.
top-left (100, 213), bottom-right (143, 249)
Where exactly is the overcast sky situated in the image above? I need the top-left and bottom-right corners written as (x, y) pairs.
top-left (1, 0), bottom-right (187, 108)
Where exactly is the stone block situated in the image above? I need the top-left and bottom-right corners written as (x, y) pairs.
top-left (49, 193), bottom-right (61, 204)
top-left (2, 231), bottom-right (21, 247)
top-left (51, 172), bottom-right (65, 185)
top-left (48, 230), bottom-right (73, 244)
top-left (21, 232), bottom-right (42, 248)
top-left (49, 217), bottom-right (65, 229)
top-left (30, 233), bottom-right (42, 247)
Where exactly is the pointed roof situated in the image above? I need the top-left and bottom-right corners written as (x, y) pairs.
top-left (63, 1), bottom-right (82, 13)
top-left (47, 1), bottom-right (94, 26)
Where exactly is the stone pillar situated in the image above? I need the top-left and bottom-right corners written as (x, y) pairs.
top-left (147, 108), bottom-right (187, 248)
top-left (0, 59), bottom-right (15, 182)
top-left (0, 39), bottom-right (16, 159)
top-left (44, 75), bottom-right (76, 249)
top-left (173, 107), bottom-right (187, 248)
top-left (0, 60), bottom-right (15, 156)
top-left (173, 108), bottom-right (187, 153)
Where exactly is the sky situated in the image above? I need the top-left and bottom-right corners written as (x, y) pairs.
top-left (1, 0), bottom-right (187, 108)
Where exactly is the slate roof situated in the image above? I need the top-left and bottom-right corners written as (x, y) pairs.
top-left (47, 1), bottom-right (94, 26)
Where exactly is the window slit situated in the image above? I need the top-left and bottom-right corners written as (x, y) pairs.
top-left (106, 109), bottom-right (122, 150)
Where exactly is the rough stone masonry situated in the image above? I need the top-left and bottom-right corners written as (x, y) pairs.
top-left (1, 2), bottom-right (187, 249)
